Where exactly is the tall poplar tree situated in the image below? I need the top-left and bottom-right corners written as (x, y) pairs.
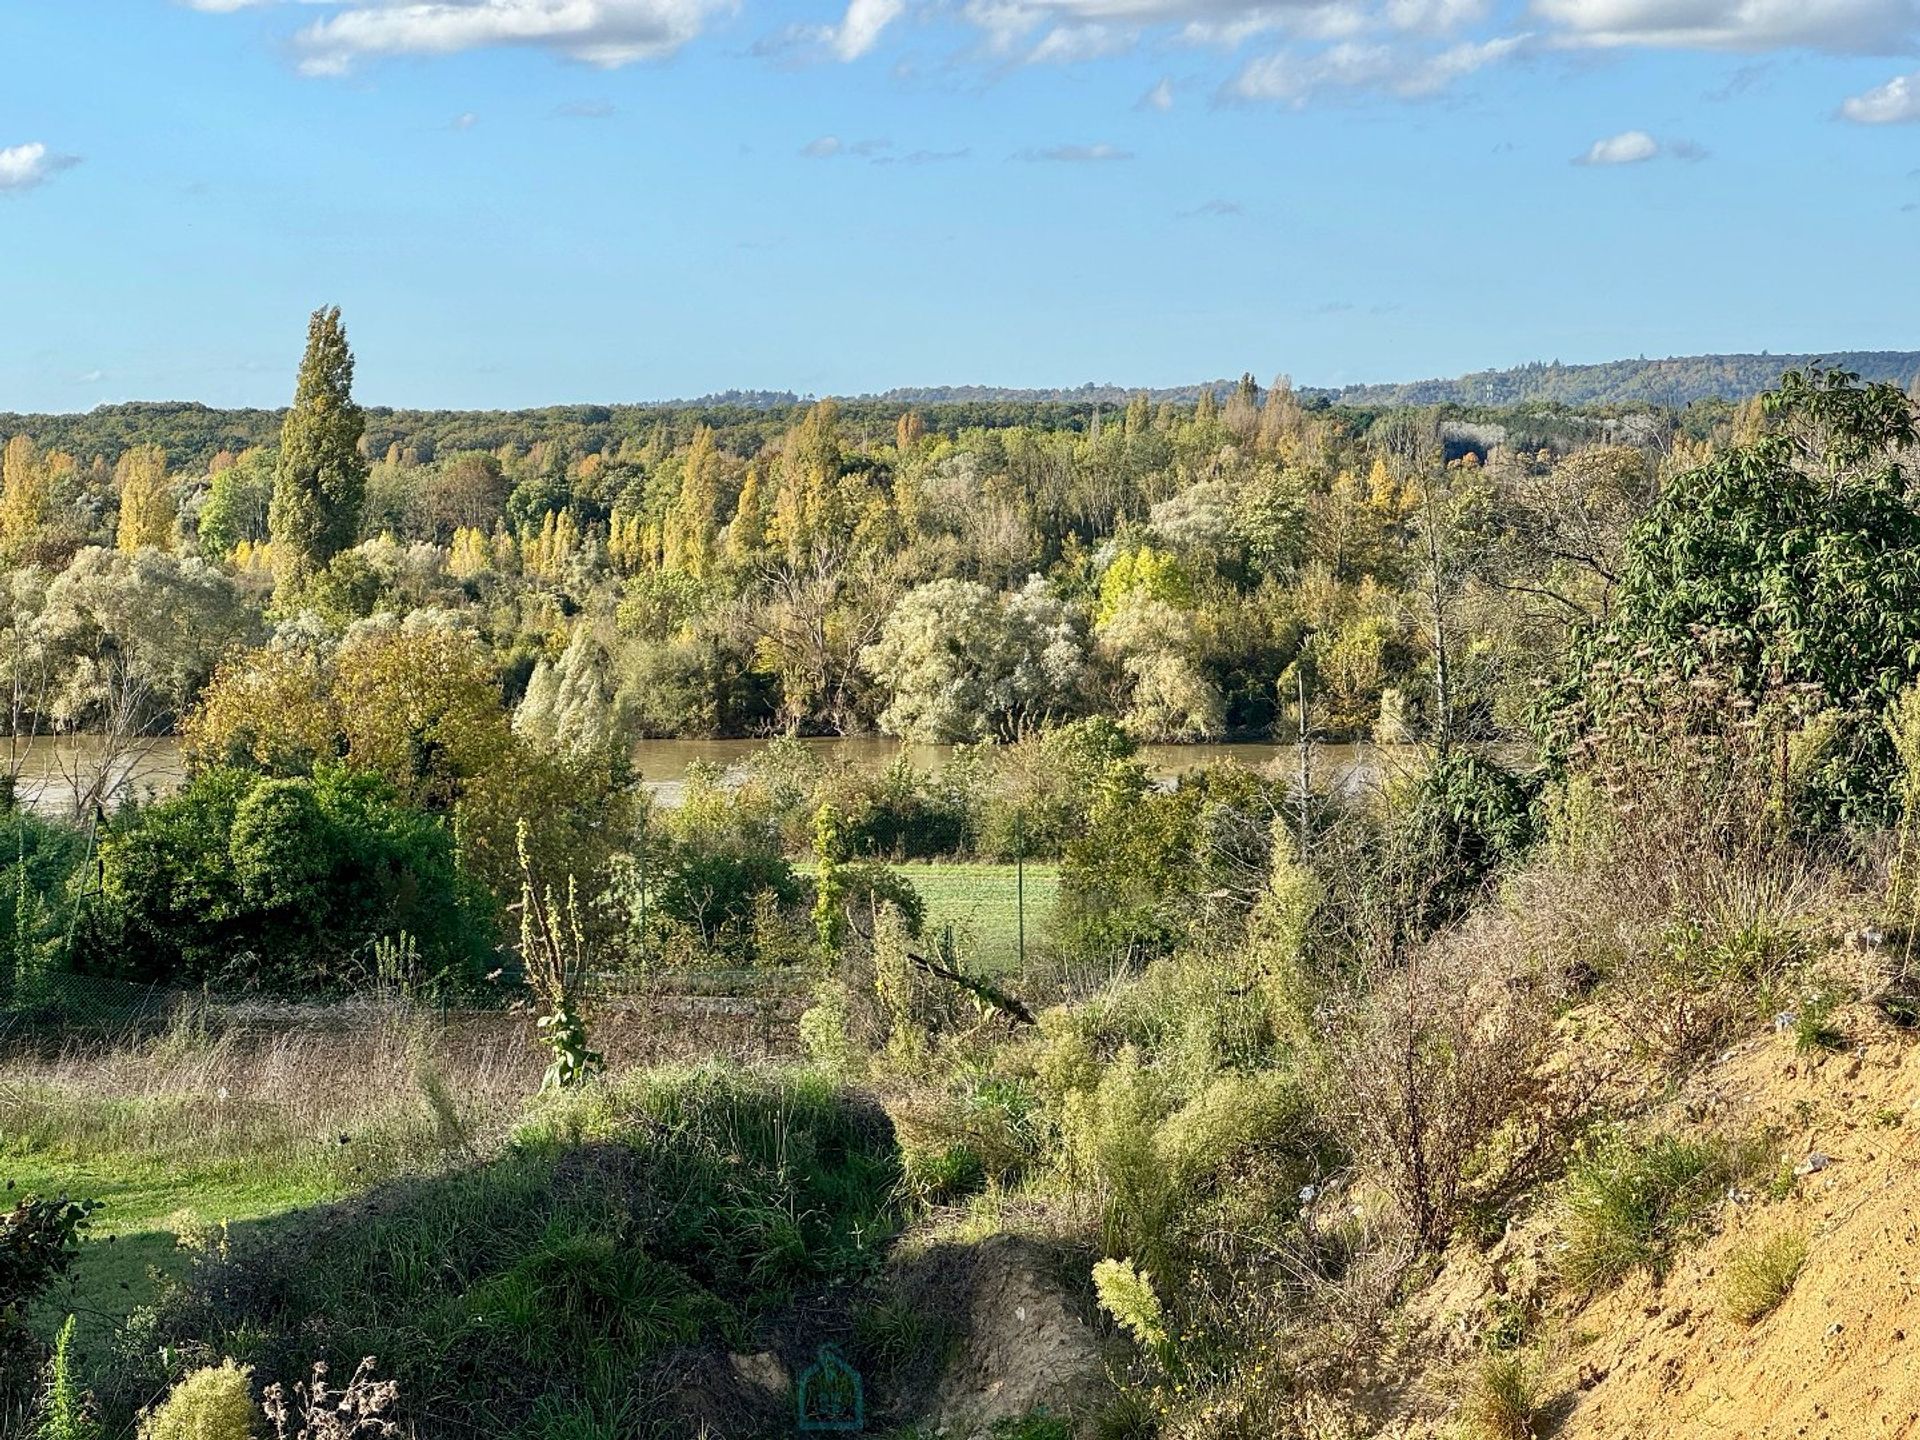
top-left (270, 306), bottom-right (366, 593)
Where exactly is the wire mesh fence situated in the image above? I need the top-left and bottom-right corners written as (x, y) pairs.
top-left (0, 967), bottom-right (183, 1040)
top-left (0, 957), bottom-right (813, 1063)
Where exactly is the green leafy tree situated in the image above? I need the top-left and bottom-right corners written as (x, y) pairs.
top-left (1543, 369), bottom-right (1920, 822)
top-left (270, 306), bottom-right (367, 595)
top-left (197, 449), bottom-right (275, 561)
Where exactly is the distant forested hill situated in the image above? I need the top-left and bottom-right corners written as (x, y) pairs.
top-left (1321, 351), bottom-right (1920, 408)
top-left (8, 351), bottom-right (1916, 471)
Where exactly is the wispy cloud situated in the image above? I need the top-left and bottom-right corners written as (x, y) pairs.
top-left (801, 135), bottom-right (893, 158)
top-left (450, 111), bottom-right (479, 130)
top-left (758, 0), bottom-right (905, 64)
top-left (555, 99), bottom-right (618, 118)
top-left (1706, 60), bottom-right (1771, 100)
top-left (1229, 34), bottom-right (1526, 105)
top-left (873, 147), bottom-right (972, 165)
top-left (1016, 142), bottom-right (1134, 162)
top-left (185, 0), bottom-right (1920, 127)
top-left (1027, 22), bottom-right (1135, 61)
top-left (1841, 70), bottom-right (1920, 123)
top-left (0, 142), bottom-right (81, 193)
top-left (829, 0), bottom-right (904, 58)
top-left (1179, 197), bottom-right (1245, 216)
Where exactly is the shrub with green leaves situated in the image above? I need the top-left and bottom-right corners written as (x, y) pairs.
top-left (1539, 368), bottom-right (1920, 827)
top-left (77, 765), bottom-right (495, 993)
top-left (1383, 750), bottom-right (1539, 936)
top-left (1055, 763), bottom-right (1285, 969)
top-left (2, 1192), bottom-right (98, 1399)
top-left (0, 808), bottom-right (88, 986)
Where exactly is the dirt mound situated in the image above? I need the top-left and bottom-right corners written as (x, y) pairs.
top-left (1553, 1007), bottom-right (1920, 1438)
top-left (885, 1233), bottom-right (1116, 1437)
top-left (1386, 1001), bottom-right (1920, 1438)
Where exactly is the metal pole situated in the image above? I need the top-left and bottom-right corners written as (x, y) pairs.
top-left (1016, 809), bottom-right (1026, 972)
top-left (1296, 644), bottom-right (1312, 855)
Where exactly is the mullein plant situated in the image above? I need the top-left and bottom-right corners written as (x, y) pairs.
top-left (516, 820), bottom-right (604, 1090)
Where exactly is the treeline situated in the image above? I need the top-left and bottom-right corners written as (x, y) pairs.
top-left (0, 396), bottom-right (1120, 477)
top-left (0, 332), bottom-right (1718, 759)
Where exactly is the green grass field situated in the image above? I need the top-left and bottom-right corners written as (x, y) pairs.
top-left (7, 1148), bottom-right (341, 1360)
top-left (897, 862), bottom-right (1060, 974)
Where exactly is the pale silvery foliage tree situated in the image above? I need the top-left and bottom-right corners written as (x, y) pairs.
top-left (1095, 593), bottom-right (1225, 741)
top-left (864, 576), bottom-right (1092, 743)
top-left (1148, 478), bottom-right (1238, 559)
top-left (0, 567), bottom-right (52, 804)
top-left (1002, 575), bottom-right (1094, 725)
top-left (515, 624), bottom-right (624, 760)
top-left (35, 546), bottom-right (253, 818)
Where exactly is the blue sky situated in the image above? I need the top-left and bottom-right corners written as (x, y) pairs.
top-left (1, 0), bottom-right (1917, 411)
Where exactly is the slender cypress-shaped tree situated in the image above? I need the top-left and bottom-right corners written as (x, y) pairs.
top-left (270, 305), bottom-right (366, 595)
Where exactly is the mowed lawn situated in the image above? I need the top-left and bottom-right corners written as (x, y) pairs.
top-left (5, 1144), bottom-right (348, 1362)
top-left (898, 861), bottom-right (1060, 974)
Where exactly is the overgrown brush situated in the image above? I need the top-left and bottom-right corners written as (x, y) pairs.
top-left (92, 1065), bottom-right (903, 1440)
top-left (0, 1002), bottom-right (533, 1186)
top-left (1321, 921), bottom-right (1566, 1251)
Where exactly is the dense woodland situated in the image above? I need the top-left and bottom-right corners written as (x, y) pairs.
top-left (10, 316), bottom-right (1920, 1438)
top-left (0, 320), bottom-right (1744, 762)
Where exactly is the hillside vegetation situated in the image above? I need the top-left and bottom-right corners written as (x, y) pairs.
top-left (9, 324), bottom-right (1920, 1437)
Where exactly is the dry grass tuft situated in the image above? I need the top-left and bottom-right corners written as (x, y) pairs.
top-left (1457, 1350), bottom-right (1544, 1440)
top-left (1720, 1230), bottom-right (1808, 1324)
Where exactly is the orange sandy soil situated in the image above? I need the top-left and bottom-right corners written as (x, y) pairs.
top-left (1381, 1001), bottom-right (1920, 1439)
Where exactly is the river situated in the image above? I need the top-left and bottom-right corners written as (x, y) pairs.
top-left (6, 733), bottom-right (1410, 818)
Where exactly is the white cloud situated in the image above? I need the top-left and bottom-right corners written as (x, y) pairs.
top-left (0, 142), bottom-right (81, 192)
top-left (959, 0), bottom-right (1490, 51)
top-left (1140, 75), bottom-right (1176, 106)
top-left (1229, 31), bottom-right (1523, 102)
top-left (1841, 70), bottom-right (1920, 120)
top-left (451, 110), bottom-right (479, 127)
top-left (291, 0), bottom-right (729, 74)
top-left (1532, 0), bottom-right (1918, 53)
top-left (828, 0), bottom-right (904, 57)
top-left (1385, 0), bottom-right (1488, 30)
top-left (1573, 127), bottom-right (1659, 162)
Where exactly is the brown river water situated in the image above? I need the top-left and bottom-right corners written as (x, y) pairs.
top-left (7, 734), bottom-right (1411, 818)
